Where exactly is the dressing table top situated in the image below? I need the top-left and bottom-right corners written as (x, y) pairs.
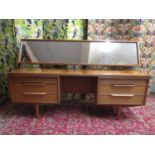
top-left (8, 68), bottom-right (150, 79)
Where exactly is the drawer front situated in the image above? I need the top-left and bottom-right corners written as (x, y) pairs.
top-left (9, 77), bottom-right (58, 84)
top-left (99, 79), bottom-right (147, 86)
top-left (98, 85), bottom-right (147, 94)
top-left (98, 94), bottom-right (145, 105)
top-left (10, 83), bottom-right (58, 94)
top-left (11, 93), bottom-right (58, 104)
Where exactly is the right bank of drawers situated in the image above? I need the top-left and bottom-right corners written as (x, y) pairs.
top-left (97, 78), bottom-right (148, 105)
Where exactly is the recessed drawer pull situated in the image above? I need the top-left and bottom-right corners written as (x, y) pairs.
top-left (23, 92), bottom-right (47, 95)
top-left (113, 84), bottom-right (135, 87)
top-left (111, 94), bottom-right (135, 97)
top-left (22, 81), bottom-right (45, 86)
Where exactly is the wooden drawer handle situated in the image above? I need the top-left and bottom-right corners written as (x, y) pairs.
top-left (22, 81), bottom-right (46, 86)
top-left (113, 84), bottom-right (135, 87)
top-left (111, 94), bottom-right (134, 97)
top-left (23, 92), bottom-right (47, 95)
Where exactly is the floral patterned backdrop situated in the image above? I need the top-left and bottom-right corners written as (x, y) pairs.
top-left (14, 19), bottom-right (43, 44)
top-left (67, 19), bottom-right (86, 40)
top-left (139, 19), bottom-right (155, 92)
top-left (43, 19), bottom-right (68, 39)
top-left (88, 19), bottom-right (140, 40)
top-left (1, 19), bottom-right (155, 105)
top-left (43, 19), bottom-right (86, 40)
top-left (0, 19), bottom-right (17, 104)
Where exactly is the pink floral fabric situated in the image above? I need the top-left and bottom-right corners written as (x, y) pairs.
top-left (0, 97), bottom-right (155, 135)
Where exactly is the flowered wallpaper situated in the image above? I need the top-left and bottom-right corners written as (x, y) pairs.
top-left (14, 19), bottom-right (43, 44)
top-left (138, 20), bottom-right (155, 72)
top-left (43, 19), bottom-right (68, 39)
top-left (0, 19), bottom-right (17, 104)
top-left (67, 19), bottom-right (86, 40)
top-left (1, 19), bottom-right (155, 105)
top-left (43, 19), bottom-right (86, 40)
top-left (138, 20), bottom-right (155, 92)
top-left (88, 19), bottom-right (141, 41)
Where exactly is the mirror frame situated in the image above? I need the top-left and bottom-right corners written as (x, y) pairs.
top-left (18, 39), bottom-right (141, 67)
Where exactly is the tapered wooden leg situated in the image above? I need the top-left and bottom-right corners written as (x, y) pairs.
top-left (35, 104), bottom-right (39, 118)
top-left (113, 106), bottom-right (122, 120)
top-left (117, 106), bottom-right (122, 120)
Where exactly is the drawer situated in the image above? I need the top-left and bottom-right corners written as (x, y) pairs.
top-left (98, 85), bottom-right (147, 95)
top-left (97, 94), bottom-right (145, 105)
top-left (9, 77), bottom-right (58, 84)
top-left (99, 79), bottom-right (147, 86)
top-left (11, 93), bottom-right (58, 104)
top-left (10, 83), bottom-right (58, 94)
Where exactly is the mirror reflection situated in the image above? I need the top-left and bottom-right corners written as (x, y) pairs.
top-left (20, 40), bottom-right (139, 66)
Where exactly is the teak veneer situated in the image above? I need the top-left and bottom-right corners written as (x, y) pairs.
top-left (8, 68), bottom-right (150, 118)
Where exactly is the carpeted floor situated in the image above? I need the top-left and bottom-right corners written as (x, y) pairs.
top-left (0, 97), bottom-right (155, 135)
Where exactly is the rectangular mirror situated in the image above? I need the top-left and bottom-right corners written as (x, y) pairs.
top-left (18, 40), bottom-right (140, 66)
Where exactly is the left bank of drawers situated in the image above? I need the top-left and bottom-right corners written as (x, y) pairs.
top-left (9, 77), bottom-right (59, 104)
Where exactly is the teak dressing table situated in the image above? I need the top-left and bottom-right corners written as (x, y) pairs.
top-left (8, 40), bottom-right (150, 118)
